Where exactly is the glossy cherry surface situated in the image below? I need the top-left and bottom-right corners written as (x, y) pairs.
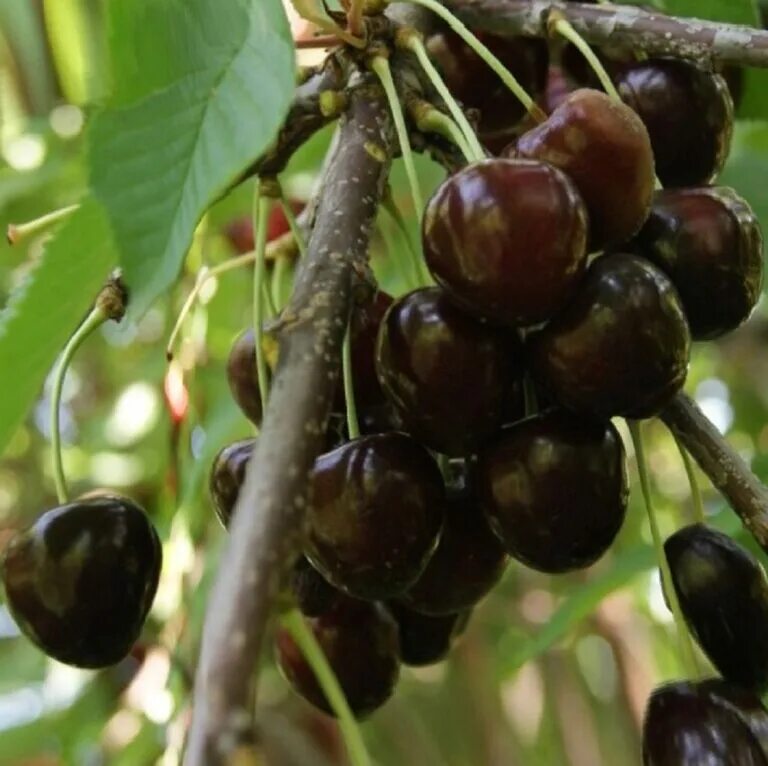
top-left (643, 681), bottom-right (768, 765)
top-left (227, 329), bottom-right (263, 425)
top-left (305, 433), bottom-right (445, 600)
top-left (423, 158), bottom-right (588, 327)
top-left (530, 253), bottom-right (690, 418)
top-left (629, 186), bottom-right (764, 340)
top-left (617, 59), bottom-right (734, 187)
top-left (276, 597), bottom-right (400, 718)
top-left (513, 88), bottom-right (655, 248)
top-left (665, 524), bottom-right (768, 691)
top-left (209, 438), bottom-right (255, 527)
top-left (290, 556), bottom-right (340, 618)
top-left (388, 602), bottom-right (470, 667)
top-left (476, 409), bottom-right (627, 573)
top-left (375, 287), bottom-right (522, 456)
top-left (400, 483), bottom-right (507, 614)
top-left (1, 495), bottom-right (162, 668)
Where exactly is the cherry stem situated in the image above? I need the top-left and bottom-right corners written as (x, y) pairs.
top-left (347, 0), bottom-right (365, 37)
top-left (50, 306), bottom-right (108, 503)
top-left (7, 203), bottom-right (79, 246)
top-left (381, 187), bottom-right (431, 287)
top-left (294, 34), bottom-right (343, 49)
top-left (415, 105), bottom-right (476, 165)
top-left (280, 195), bottom-right (308, 261)
top-left (550, 15), bottom-right (621, 102)
top-left (252, 180), bottom-right (272, 415)
top-left (281, 609), bottom-right (372, 766)
top-left (403, 32), bottom-right (485, 162)
top-left (628, 419), bottom-right (701, 679)
top-left (342, 322), bottom-right (361, 439)
top-left (400, 0), bottom-right (545, 123)
top-left (672, 431), bottom-right (706, 525)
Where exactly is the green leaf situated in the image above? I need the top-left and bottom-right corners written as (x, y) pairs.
top-left (662, 0), bottom-right (758, 24)
top-left (89, 0), bottom-right (296, 319)
top-left (0, 198), bottom-right (116, 454)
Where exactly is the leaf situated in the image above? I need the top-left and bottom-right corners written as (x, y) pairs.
top-left (0, 198), bottom-right (116, 455)
top-left (89, 0), bottom-right (296, 320)
top-left (662, 0), bottom-right (758, 24)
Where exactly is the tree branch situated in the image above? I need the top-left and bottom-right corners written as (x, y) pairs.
top-left (183, 80), bottom-right (395, 766)
top-left (441, 0), bottom-right (768, 68)
top-left (661, 392), bottom-right (768, 551)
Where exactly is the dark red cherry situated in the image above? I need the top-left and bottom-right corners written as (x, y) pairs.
top-left (617, 59), bottom-right (734, 187)
top-left (388, 602), bottom-right (470, 667)
top-left (530, 254), bottom-right (690, 418)
top-left (476, 410), bottom-right (627, 573)
top-left (629, 186), bottom-right (764, 340)
top-left (375, 287), bottom-right (522, 456)
top-left (209, 438), bottom-right (255, 527)
top-left (0, 495), bottom-right (162, 668)
top-left (290, 556), bottom-right (341, 618)
top-left (276, 597), bottom-right (400, 718)
top-left (423, 158), bottom-right (588, 327)
top-left (512, 88), bottom-right (655, 248)
top-left (223, 200), bottom-right (304, 254)
top-left (426, 30), bottom-right (548, 153)
top-left (226, 329), bottom-right (264, 425)
top-left (305, 433), bottom-right (445, 600)
top-left (643, 681), bottom-right (768, 765)
top-left (665, 524), bottom-right (768, 691)
top-left (399, 484), bottom-right (507, 614)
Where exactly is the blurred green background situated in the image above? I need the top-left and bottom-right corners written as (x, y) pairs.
top-left (1, 1), bottom-right (768, 764)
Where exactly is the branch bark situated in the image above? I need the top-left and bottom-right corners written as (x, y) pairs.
top-left (441, 0), bottom-right (768, 68)
top-left (184, 81), bottom-right (395, 766)
top-left (661, 392), bottom-right (768, 550)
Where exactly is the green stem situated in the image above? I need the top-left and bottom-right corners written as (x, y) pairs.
top-left (628, 420), bottom-right (700, 678)
top-left (282, 609), bottom-right (371, 766)
top-left (252, 180), bottom-right (271, 414)
top-left (673, 432), bottom-right (706, 525)
top-left (280, 196), bottom-right (308, 260)
top-left (381, 188), bottom-right (430, 287)
top-left (342, 321), bottom-right (361, 440)
top-left (403, 33), bottom-right (485, 161)
top-left (415, 105), bottom-right (476, 164)
top-left (7, 203), bottom-right (79, 245)
top-left (398, 0), bottom-right (545, 122)
top-left (50, 307), bottom-right (108, 503)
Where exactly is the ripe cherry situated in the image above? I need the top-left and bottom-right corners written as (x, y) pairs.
top-left (530, 254), bottom-right (690, 419)
top-left (399, 482), bottom-right (507, 614)
top-left (423, 158), bottom-right (588, 327)
top-left (290, 556), bottom-right (341, 618)
top-left (375, 287), bottom-right (522, 456)
top-left (643, 681), bottom-right (768, 765)
top-left (1, 495), bottom-right (162, 668)
top-left (227, 329), bottom-right (264, 425)
top-left (305, 433), bottom-right (445, 600)
top-left (387, 602), bottom-right (470, 667)
top-left (476, 409), bottom-right (627, 573)
top-left (223, 200), bottom-right (304, 254)
top-left (512, 88), bottom-right (655, 248)
top-left (629, 186), bottom-right (764, 340)
top-left (665, 524), bottom-right (768, 691)
top-left (275, 597), bottom-right (400, 718)
top-left (616, 59), bottom-right (734, 188)
top-left (209, 438), bottom-right (255, 527)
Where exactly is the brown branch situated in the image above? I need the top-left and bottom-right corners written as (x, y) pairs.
top-left (661, 392), bottom-right (768, 551)
top-left (441, 0), bottom-right (768, 68)
top-left (183, 80), bottom-right (395, 766)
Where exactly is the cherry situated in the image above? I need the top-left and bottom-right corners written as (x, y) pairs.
top-left (476, 409), bottom-right (627, 573)
top-left (209, 438), bottom-right (255, 527)
top-left (375, 287), bottom-right (522, 456)
top-left (275, 597), bottom-right (400, 718)
top-left (1, 495), bottom-right (162, 668)
top-left (665, 524), bottom-right (768, 691)
top-left (530, 254), bottom-right (690, 419)
top-left (423, 158), bottom-right (588, 327)
top-left (305, 433), bottom-right (445, 600)
top-left (512, 88), bottom-right (655, 248)
top-left (227, 329), bottom-right (264, 425)
top-left (223, 200), bottom-right (304, 254)
top-left (628, 186), bottom-right (764, 340)
top-left (387, 602), bottom-right (470, 667)
top-left (399, 482), bottom-right (507, 614)
top-left (616, 59), bottom-right (734, 188)
top-left (643, 681), bottom-right (768, 765)
top-left (290, 556), bottom-right (341, 618)
top-left (426, 29), bottom-right (548, 153)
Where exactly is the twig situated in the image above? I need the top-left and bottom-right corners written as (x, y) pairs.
top-left (183, 81), bottom-right (395, 766)
top-left (440, 0), bottom-right (768, 68)
top-left (661, 392), bottom-right (768, 552)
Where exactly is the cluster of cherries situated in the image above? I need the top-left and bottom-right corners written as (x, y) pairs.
top-left (213, 15), bottom-right (768, 764)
